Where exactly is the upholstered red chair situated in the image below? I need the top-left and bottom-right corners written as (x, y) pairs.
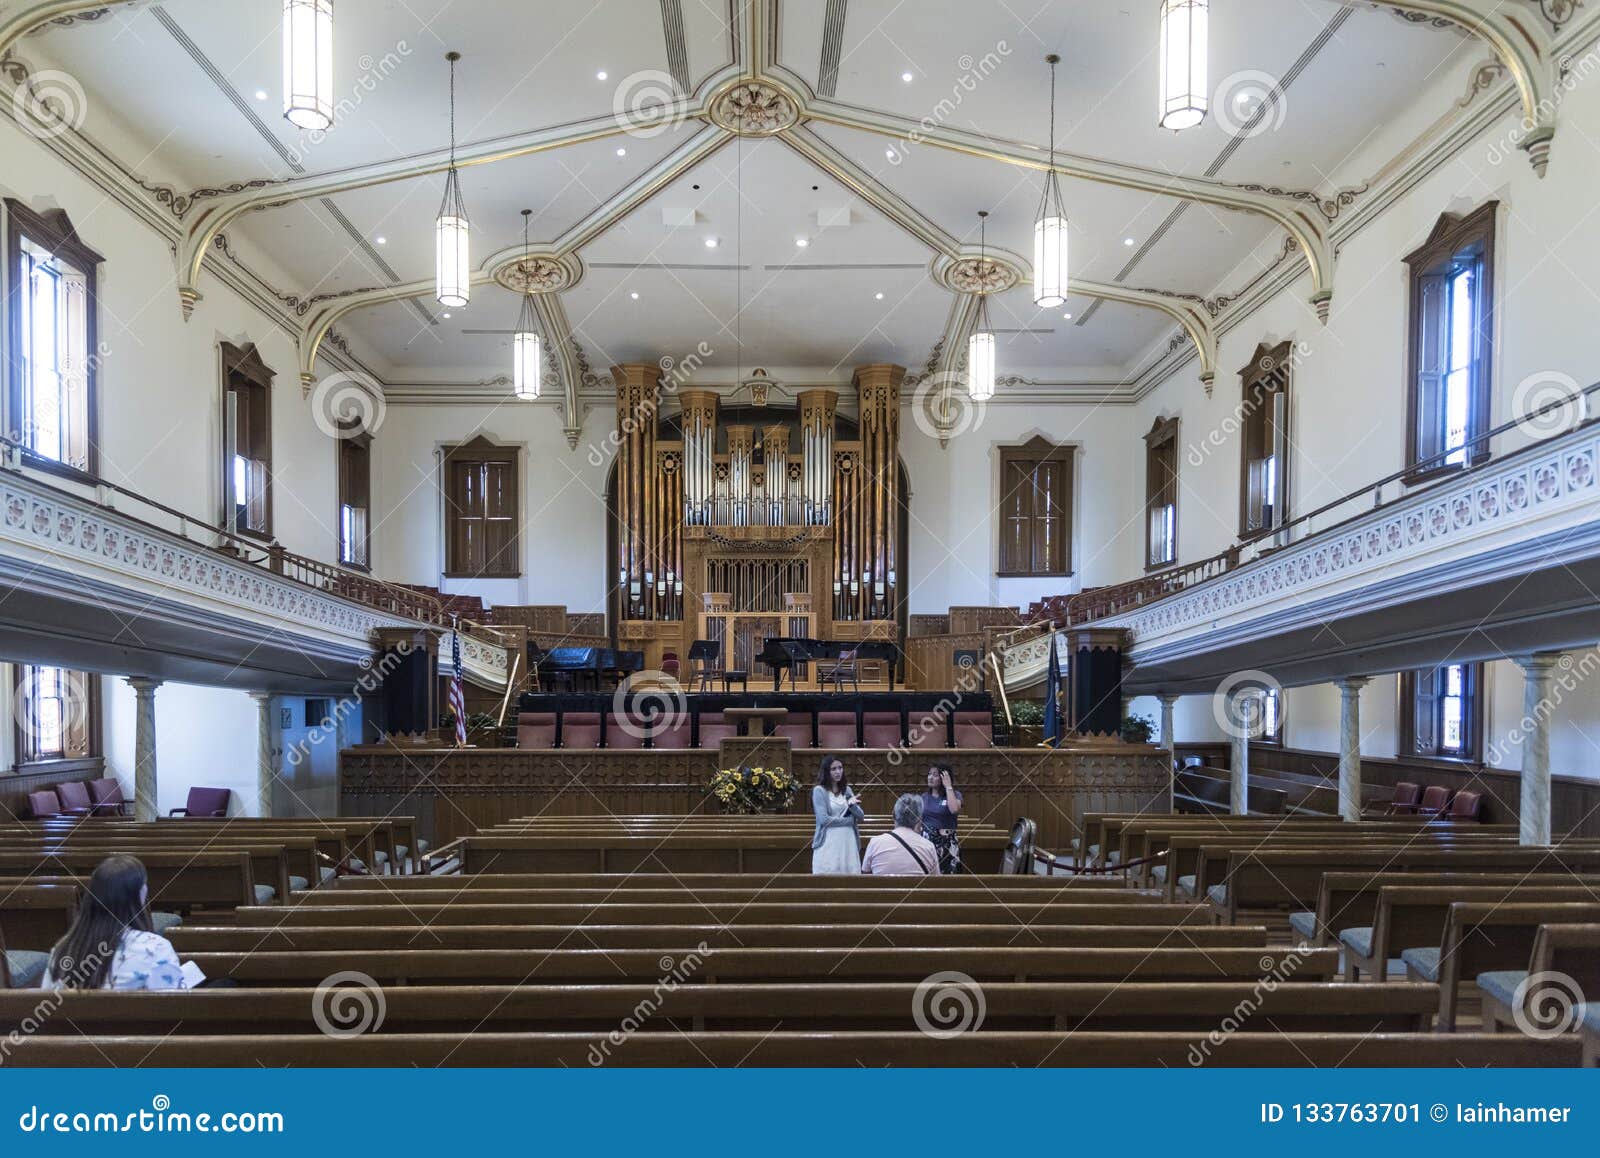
top-left (695, 712), bottom-right (737, 748)
top-left (652, 716), bottom-right (693, 749)
top-left (660, 651), bottom-right (680, 681)
top-left (1446, 789), bottom-right (1484, 822)
top-left (52, 781), bottom-right (95, 817)
top-left (954, 711), bottom-right (994, 749)
top-left (26, 790), bottom-right (61, 819)
top-left (88, 778), bottom-right (127, 816)
top-left (516, 712), bottom-right (557, 750)
top-left (605, 711), bottom-right (647, 749)
top-left (170, 786), bottom-right (230, 817)
top-left (1414, 784), bottom-right (1453, 818)
top-left (1386, 781), bottom-right (1423, 814)
top-left (816, 711), bottom-right (857, 750)
top-left (861, 711), bottom-right (902, 748)
top-left (560, 712), bottom-right (602, 749)
top-left (908, 709), bottom-right (951, 750)
top-left (774, 712), bottom-right (814, 748)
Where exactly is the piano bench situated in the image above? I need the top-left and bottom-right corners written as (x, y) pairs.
top-left (722, 670), bottom-right (748, 692)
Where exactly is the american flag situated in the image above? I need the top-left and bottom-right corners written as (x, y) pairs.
top-left (449, 629), bottom-right (468, 748)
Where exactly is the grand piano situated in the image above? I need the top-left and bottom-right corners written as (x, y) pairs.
top-left (756, 637), bottom-right (901, 691)
top-left (529, 644), bottom-right (645, 691)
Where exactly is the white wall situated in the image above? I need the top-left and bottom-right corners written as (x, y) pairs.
top-left (101, 678), bottom-right (260, 817)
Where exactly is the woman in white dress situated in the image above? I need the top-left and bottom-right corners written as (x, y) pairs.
top-left (811, 754), bottom-right (864, 874)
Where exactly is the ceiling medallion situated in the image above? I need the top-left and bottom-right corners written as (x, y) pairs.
top-left (492, 254), bottom-right (577, 294)
top-left (938, 254), bottom-right (1021, 295)
top-left (709, 81), bottom-right (800, 135)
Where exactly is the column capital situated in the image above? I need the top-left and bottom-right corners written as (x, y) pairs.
top-left (1156, 691), bottom-right (1180, 706)
top-left (1513, 652), bottom-right (1566, 676)
top-left (1335, 676), bottom-right (1371, 694)
top-left (124, 676), bottom-right (163, 693)
top-left (248, 691), bottom-right (276, 704)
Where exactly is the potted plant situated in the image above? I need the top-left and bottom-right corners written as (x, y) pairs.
top-left (1007, 700), bottom-right (1046, 747)
top-left (1121, 712), bottom-right (1156, 745)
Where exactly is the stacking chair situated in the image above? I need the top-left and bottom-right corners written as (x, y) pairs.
top-left (26, 790), bottom-right (61, 820)
top-left (52, 781), bottom-right (95, 818)
top-left (170, 786), bottom-right (230, 817)
top-left (820, 649), bottom-right (860, 692)
top-left (88, 778), bottom-right (128, 815)
top-left (1387, 782), bottom-right (1423, 814)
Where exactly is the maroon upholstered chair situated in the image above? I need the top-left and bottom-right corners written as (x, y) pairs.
top-left (696, 712), bottom-right (736, 748)
top-left (1387, 781), bottom-right (1423, 814)
top-left (605, 712), bottom-right (647, 750)
top-left (954, 711), bottom-right (994, 749)
top-left (516, 712), bottom-right (557, 750)
top-left (652, 717), bottom-right (692, 749)
top-left (909, 709), bottom-right (951, 750)
top-left (774, 713), bottom-right (814, 748)
top-left (861, 711), bottom-right (902, 749)
top-left (660, 651), bottom-right (680, 681)
top-left (52, 781), bottom-right (95, 817)
top-left (87, 778), bottom-right (127, 816)
top-left (26, 790), bottom-right (61, 819)
top-left (170, 786), bottom-right (230, 817)
top-left (1445, 789), bottom-right (1483, 822)
top-left (1414, 784), bottom-right (1453, 819)
top-left (816, 711), bottom-right (857, 750)
top-left (560, 712), bottom-right (602, 749)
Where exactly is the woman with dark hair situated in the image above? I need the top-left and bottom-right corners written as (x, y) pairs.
top-left (811, 754), bottom-right (863, 874)
top-left (43, 855), bottom-right (185, 990)
top-left (921, 764), bottom-right (964, 874)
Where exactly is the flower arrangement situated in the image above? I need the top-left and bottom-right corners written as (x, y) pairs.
top-left (708, 765), bottom-right (799, 814)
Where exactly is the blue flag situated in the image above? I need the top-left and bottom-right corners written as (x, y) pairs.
top-left (1041, 632), bottom-right (1063, 747)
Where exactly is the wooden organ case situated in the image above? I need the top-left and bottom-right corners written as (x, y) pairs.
top-left (606, 363), bottom-right (907, 686)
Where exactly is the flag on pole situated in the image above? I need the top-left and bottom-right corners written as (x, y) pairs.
top-left (1041, 632), bottom-right (1064, 748)
top-left (449, 627), bottom-right (468, 748)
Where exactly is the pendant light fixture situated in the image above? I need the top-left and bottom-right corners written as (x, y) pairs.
top-left (1032, 54), bottom-right (1069, 309)
top-left (435, 51), bottom-right (470, 309)
top-left (968, 210), bottom-right (996, 403)
top-left (282, 0), bottom-right (333, 131)
top-left (1158, 0), bottom-right (1208, 130)
top-left (511, 209), bottom-right (541, 401)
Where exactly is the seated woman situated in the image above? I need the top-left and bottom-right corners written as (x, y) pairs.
top-left (43, 854), bottom-right (186, 991)
top-left (811, 754), bottom-right (864, 874)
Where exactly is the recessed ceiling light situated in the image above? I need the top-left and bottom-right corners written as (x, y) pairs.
top-left (442, 312), bottom-right (452, 319)
top-left (596, 70), bottom-right (608, 81)
top-left (901, 72), bottom-right (913, 83)
top-left (254, 89), bottom-right (268, 101)
top-left (1123, 237), bottom-right (1136, 246)
top-left (375, 236), bottom-right (387, 245)
top-left (630, 291), bottom-right (639, 300)
top-left (616, 147), bottom-right (627, 156)
top-left (704, 237), bottom-right (718, 248)
top-left (1062, 312), bottom-right (1073, 320)
top-left (795, 236), bottom-right (809, 247)
top-left (875, 292), bottom-right (884, 300)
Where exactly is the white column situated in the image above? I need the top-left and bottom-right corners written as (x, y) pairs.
top-left (1157, 692), bottom-right (1179, 769)
top-left (1228, 690), bottom-right (1252, 815)
top-left (250, 692), bottom-right (276, 818)
top-left (1336, 677), bottom-right (1370, 822)
top-left (1514, 653), bottom-right (1563, 845)
top-left (125, 677), bottom-right (162, 821)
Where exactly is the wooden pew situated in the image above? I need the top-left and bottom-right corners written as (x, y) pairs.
top-left (173, 945), bottom-right (1336, 985)
top-left (1343, 887), bottom-right (1600, 981)
top-left (1208, 846), bottom-right (1600, 925)
top-left (0, 884), bottom-right (77, 951)
top-left (290, 887), bottom-right (1174, 908)
top-left (1301, 871), bottom-right (1600, 946)
top-left (249, 900), bottom-right (1216, 928)
top-left (0, 840), bottom-right (293, 903)
top-left (172, 923), bottom-right (1268, 952)
top-left (1, 1031), bottom-right (1575, 1067)
top-left (1478, 922), bottom-right (1600, 1037)
top-left (0, 851), bottom-right (256, 911)
top-left (325, 872), bottom-right (1132, 892)
top-left (0, 980), bottom-right (1437, 1035)
top-left (1437, 911), bottom-right (1600, 1031)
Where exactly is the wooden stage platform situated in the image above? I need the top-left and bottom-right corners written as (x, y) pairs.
top-left (339, 740), bottom-right (1171, 850)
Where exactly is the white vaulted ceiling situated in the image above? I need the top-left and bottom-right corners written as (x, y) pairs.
top-left (10, 0), bottom-right (1479, 396)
